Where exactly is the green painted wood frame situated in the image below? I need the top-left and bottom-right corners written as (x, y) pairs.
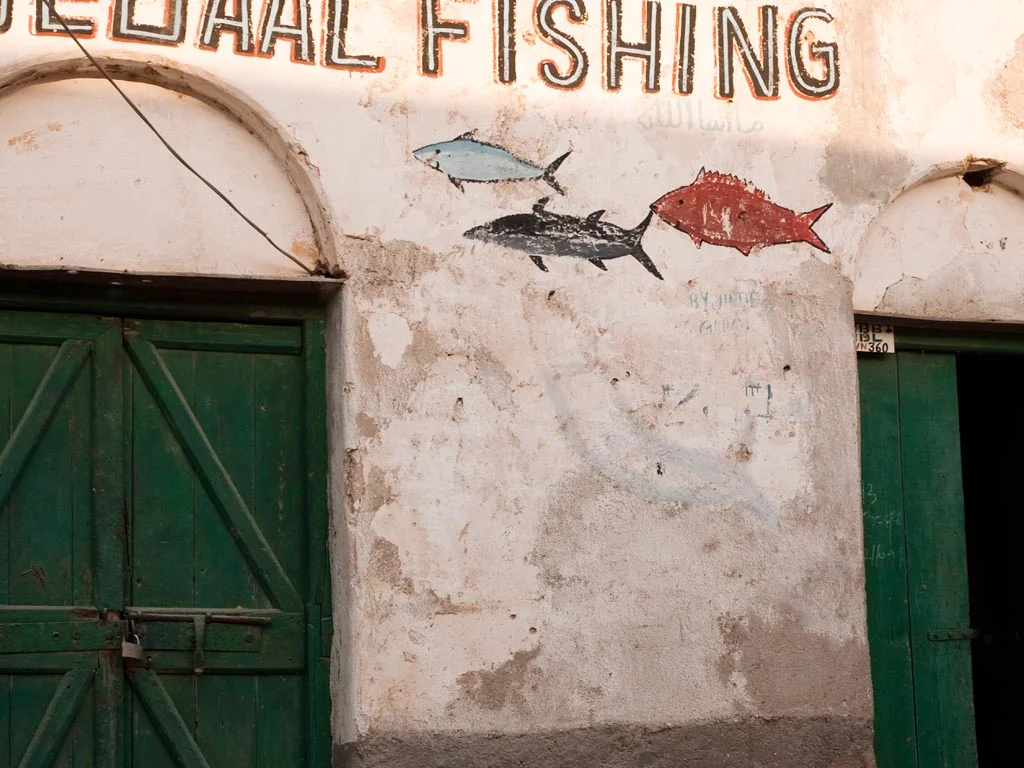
top-left (0, 278), bottom-right (335, 768)
top-left (858, 321), bottom-right (1024, 768)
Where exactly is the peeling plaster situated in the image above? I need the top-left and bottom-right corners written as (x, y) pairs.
top-left (367, 311), bottom-right (413, 368)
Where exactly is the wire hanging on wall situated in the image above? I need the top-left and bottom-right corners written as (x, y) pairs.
top-left (39, 0), bottom-right (320, 277)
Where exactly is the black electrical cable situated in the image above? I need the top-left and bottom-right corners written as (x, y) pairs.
top-left (39, 0), bottom-right (316, 276)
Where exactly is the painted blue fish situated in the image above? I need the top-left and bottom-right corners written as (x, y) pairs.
top-left (463, 198), bottom-right (663, 280)
top-left (412, 131), bottom-right (572, 194)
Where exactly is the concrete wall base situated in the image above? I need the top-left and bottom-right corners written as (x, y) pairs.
top-left (336, 716), bottom-right (875, 768)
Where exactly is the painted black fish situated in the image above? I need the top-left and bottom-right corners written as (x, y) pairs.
top-left (463, 198), bottom-right (663, 280)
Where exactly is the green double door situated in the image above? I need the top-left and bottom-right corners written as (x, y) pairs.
top-left (0, 308), bottom-right (330, 766)
top-left (860, 343), bottom-right (1024, 768)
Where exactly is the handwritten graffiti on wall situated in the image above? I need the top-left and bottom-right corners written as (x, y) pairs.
top-left (691, 287), bottom-right (775, 336)
top-left (16, 0), bottom-right (838, 99)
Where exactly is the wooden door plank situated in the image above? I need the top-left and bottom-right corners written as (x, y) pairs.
top-left (70, 672), bottom-right (95, 768)
top-left (304, 318), bottom-right (328, 603)
top-left (95, 651), bottom-right (123, 768)
top-left (194, 351), bottom-right (256, 610)
top-left (126, 319), bottom-right (302, 355)
top-left (0, 311), bottom-right (113, 344)
top-left (1, 343), bottom-right (11, 605)
top-left (124, 337), bottom-right (301, 612)
top-left (130, 349), bottom-right (197, 768)
top-left (16, 668), bottom-right (93, 768)
top-left (858, 354), bottom-right (918, 768)
top-left (0, 676), bottom-right (8, 768)
top-left (0, 343), bottom-right (11, 768)
top-left (92, 324), bottom-right (124, 614)
top-left (304, 318), bottom-right (331, 768)
top-left (10, 345), bottom-right (79, 609)
top-left (193, 350), bottom-right (257, 764)
top-left (256, 677), bottom-right (305, 765)
top-left (127, 668), bottom-right (212, 768)
top-left (0, 654), bottom-right (100, 673)
top-left (897, 351), bottom-right (978, 768)
top-left (0, 341), bottom-right (89, 511)
top-left (130, 349), bottom-right (197, 610)
top-left (0, 621), bottom-right (118, 653)
top-left (11, 677), bottom-right (59, 761)
top-left (68, 350), bottom-right (93, 610)
top-left (253, 353), bottom-right (304, 606)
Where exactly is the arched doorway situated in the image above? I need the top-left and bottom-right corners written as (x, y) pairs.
top-left (0, 54), bottom-right (339, 278)
top-left (0, 56), bottom-right (336, 767)
top-left (857, 164), bottom-right (1024, 768)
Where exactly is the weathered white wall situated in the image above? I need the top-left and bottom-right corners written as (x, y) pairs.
top-left (0, 78), bottom-right (315, 276)
top-left (1, 0), bottom-right (1023, 764)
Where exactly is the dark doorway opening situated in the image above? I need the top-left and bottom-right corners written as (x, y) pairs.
top-left (958, 353), bottom-right (1024, 768)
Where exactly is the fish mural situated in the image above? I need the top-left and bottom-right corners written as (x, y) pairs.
top-left (412, 131), bottom-right (572, 194)
top-left (650, 168), bottom-right (832, 256)
top-left (463, 198), bottom-right (664, 280)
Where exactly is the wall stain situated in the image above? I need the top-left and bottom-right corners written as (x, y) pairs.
top-left (290, 238), bottom-right (320, 263)
top-left (728, 443), bottom-right (752, 462)
top-left (369, 536), bottom-right (414, 595)
top-left (817, 3), bottom-right (911, 206)
top-left (355, 412), bottom-right (381, 441)
top-left (426, 589), bottom-right (481, 615)
top-left (7, 122), bottom-right (63, 153)
top-left (455, 645), bottom-right (542, 712)
top-left (987, 34), bottom-right (1024, 131)
top-left (717, 605), bottom-right (871, 715)
top-left (8, 130), bottom-right (39, 151)
top-left (352, 312), bottom-right (442, 420)
top-left (364, 466), bottom-right (395, 516)
top-left (344, 448), bottom-right (366, 516)
top-left (348, 238), bottom-right (441, 294)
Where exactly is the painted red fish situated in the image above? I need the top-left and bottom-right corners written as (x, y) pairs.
top-left (650, 169), bottom-right (832, 256)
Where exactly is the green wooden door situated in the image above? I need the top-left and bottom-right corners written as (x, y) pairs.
top-left (860, 350), bottom-right (978, 768)
top-left (0, 310), bottom-right (123, 767)
top-left (0, 309), bottom-right (330, 767)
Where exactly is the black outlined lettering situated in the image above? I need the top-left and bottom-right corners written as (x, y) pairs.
top-left (786, 7), bottom-right (838, 99)
top-left (674, 3), bottom-right (695, 94)
top-left (535, 0), bottom-right (589, 89)
top-left (110, 0), bottom-right (187, 45)
top-left (495, 0), bottom-right (516, 83)
top-left (34, 0), bottom-right (96, 36)
top-left (420, 0), bottom-right (469, 77)
top-left (323, 0), bottom-right (384, 70)
top-left (198, 0), bottom-right (255, 54)
top-left (258, 0), bottom-right (314, 62)
top-left (605, 0), bottom-right (662, 93)
top-left (716, 5), bottom-right (779, 100)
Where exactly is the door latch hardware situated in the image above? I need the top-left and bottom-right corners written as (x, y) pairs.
top-left (927, 628), bottom-right (980, 642)
top-left (121, 633), bottom-right (144, 660)
top-left (193, 615), bottom-right (206, 676)
top-left (124, 609), bottom-right (271, 626)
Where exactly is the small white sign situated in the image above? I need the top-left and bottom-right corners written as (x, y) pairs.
top-left (855, 322), bottom-right (895, 354)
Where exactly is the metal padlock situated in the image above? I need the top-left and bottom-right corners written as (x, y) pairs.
top-left (121, 633), bottom-right (144, 661)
